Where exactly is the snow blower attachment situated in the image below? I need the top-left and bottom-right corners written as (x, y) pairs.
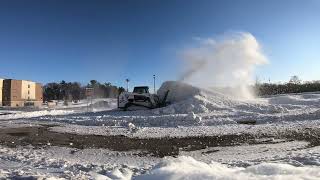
top-left (118, 86), bottom-right (169, 110)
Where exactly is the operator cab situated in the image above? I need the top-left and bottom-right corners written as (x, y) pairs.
top-left (133, 86), bottom-right (150, 94)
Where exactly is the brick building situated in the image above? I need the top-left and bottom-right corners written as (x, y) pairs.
top-left (0, 78), bottom-right (3, 106)
top-left (2, 79), bottom-right (43, 107)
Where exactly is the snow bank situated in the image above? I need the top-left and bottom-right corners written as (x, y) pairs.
top-left (137, 156), bottom-right (320, 180)
top-left (0, 99), bottom-right (117, 120)
top-left (268, 94), bottom-right (320, 106)
top-left (0, 109), bottom-right (74, 120)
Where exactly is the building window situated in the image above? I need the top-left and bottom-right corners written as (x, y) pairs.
top-left (28, 90), bottom-right (30, 94)
top-left (28, 84), bottom-right (30, 88)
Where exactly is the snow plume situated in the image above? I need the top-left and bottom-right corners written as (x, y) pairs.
top-left (180, 32), bottom-right (268, 99)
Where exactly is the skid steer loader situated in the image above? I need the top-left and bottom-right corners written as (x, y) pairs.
top-left (118, 86), bottom-right (169, 110)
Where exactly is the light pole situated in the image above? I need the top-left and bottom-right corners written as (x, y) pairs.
top-left (125, 78), bottom-right (130, 92)
top-left (153, 75), bottom-right (156, 94)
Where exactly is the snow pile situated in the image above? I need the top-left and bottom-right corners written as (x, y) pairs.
top-left (127, 122), bottom-right (137, 132)
top-left (156, 82), bottom-right (320, 125)
top-left (137, 156), bottom-right (320, 180)
top-left (157, 81), bottom-right (231, 114)
top-left (156, 81), bottom-right (286, 115)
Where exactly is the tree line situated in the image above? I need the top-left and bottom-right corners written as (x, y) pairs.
top-left (43, 80), bottom-right (125, 101)
top-left (254, 76), bottom-right (320, 96)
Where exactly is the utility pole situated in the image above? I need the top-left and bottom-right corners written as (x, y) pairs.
top-left (153, 75), bottom-right (156, 94)
top-left (125, 78), bottom-right (130, 92)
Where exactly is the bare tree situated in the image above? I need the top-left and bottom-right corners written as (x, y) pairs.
top-left (289, 75), bottom-right (301, 84)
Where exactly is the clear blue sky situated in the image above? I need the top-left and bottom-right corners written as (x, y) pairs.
top-left (0, 0), bottom-right (319, 88)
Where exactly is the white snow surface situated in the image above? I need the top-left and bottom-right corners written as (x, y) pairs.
top-left (2, 81), bottom-right (320, 179)
top-left (2, 81), bottom-right (320, 137)
top-left (48, 119), bottom-right (320, 138)
top-left (0, 109), bottom-right (74, 120)
top-left (36, 81), bottom-right (320, 138)
top-left (1, 142), bottom-right (320, 179)
top-left (137, 156), bottom-right (320, 180)
top-left (0, 98), bottom-right (116, 120)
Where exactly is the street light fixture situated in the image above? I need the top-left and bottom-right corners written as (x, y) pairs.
top-left (153, 75), bottom-right (156, 94)
top-left (125, 78), bottom-right (130, 92)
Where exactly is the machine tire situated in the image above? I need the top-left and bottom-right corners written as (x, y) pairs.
top-left (123, 103), bottom-right (131, 111)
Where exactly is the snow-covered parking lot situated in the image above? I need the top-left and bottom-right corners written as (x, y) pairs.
top-left (2, 81), bottom-right (320, 179)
